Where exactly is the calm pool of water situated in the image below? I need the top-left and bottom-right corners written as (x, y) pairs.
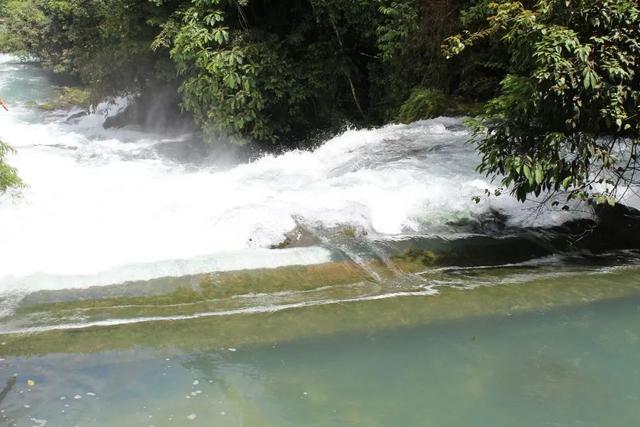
top-left (1, 294), bottom-right (638, 427)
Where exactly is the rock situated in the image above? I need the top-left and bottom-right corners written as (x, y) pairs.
top-left (65, 111), bottom-right (88, 123)
top-left (270, 225), bottom-right (322, 249)
top-left (588, 203), bottom-right (640, 251)
top-left (102, 85), bottom-right (190, 132)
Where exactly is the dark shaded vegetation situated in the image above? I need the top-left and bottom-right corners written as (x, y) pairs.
top-left (0, 0), bottom-right (498, 147)
top-left (1, 0), bottom-right (638, 205)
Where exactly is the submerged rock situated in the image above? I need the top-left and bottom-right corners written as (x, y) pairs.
top-left (269, 225), bottom-right (322, 249)
top-left (393, 204), bottom-right (640, 269)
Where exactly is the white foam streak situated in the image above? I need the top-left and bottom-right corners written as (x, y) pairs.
top-left (2, 289), bottom-right (438, 334)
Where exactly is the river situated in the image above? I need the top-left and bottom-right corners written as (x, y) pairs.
top-left (1, 54), bottom-right (639, 426)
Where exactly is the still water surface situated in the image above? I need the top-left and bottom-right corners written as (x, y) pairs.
top-left (1, 294), bottom-right (639, 427)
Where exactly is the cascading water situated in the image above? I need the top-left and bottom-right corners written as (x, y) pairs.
top-left (0, 54), bottom-right (638, 333)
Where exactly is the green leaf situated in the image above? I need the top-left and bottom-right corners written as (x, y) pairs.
top-left (534, 165), bottom-right (544, 185)
top-left (523, 164), bottom-right (533, 185)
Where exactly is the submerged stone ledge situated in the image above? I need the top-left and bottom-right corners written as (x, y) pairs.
top-left (2, 262), bottom-right (640, 357)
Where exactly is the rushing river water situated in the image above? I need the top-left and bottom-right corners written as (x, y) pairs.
top-left (1, 55), bottom-right (640, 426)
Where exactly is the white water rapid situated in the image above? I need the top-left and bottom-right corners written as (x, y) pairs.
top-left (0, 55), bottom-right (589, 298)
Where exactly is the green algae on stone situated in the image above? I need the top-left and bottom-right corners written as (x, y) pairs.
top-left (37, 86), bottom-right (90, 111)
top-left (3, 265), bottom-right (640, 357)
top-left (14, 262), bottom-right (373, 317)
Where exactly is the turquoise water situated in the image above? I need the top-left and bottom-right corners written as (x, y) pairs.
top-left (0, 55), bottom-right (53, 107)
top-left (1, 295), bottom-right (639, 426)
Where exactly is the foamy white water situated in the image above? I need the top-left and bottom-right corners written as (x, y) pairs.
top-left (0, 55), bottom-right (587, 294)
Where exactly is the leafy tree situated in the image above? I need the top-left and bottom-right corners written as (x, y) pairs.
top-left (445, 0), bottom-right (640, 205)
top-left (153, 0), bottom-right (388, 144)
top-left (0, 140), bottom-right (23, 193)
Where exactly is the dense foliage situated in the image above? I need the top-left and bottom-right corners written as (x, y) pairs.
top-left (0, 140), bottom-right (23, 193)
top-left (1, 0), bottom-right (490, 145)
top-left (446, 0), bottom-right (640, 205)
top-left (151, 0), bottom-right (486, 143)
top-left (152, 0), bottom-right (378, 142)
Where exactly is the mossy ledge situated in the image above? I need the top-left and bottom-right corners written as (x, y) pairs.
top-left (37, 86), bottom-right (90, 111)
top-left (2, 264), bottom-right (640, 357)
